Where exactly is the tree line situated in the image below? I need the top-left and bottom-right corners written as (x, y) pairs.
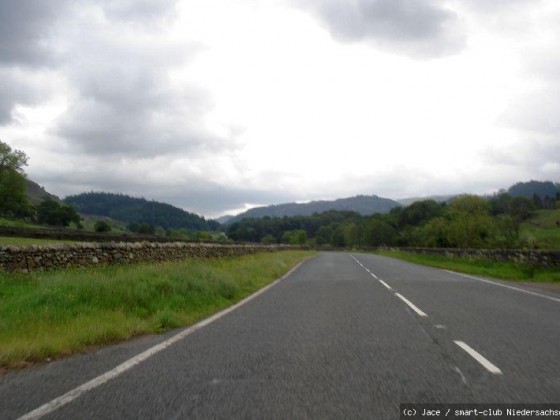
top-left (64, 192), bottom-right (219, 231)
top-left (227, 193), bottom-right (553, 249)
top-left (0, 140), bottom-right (82, 227)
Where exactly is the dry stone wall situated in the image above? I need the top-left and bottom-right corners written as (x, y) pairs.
top-left (0, 242), bottom-right (293, 273)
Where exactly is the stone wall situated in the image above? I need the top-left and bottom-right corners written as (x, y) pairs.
top-left (0, 242), bottom-right (294, 273)
top-left (396, 247), bottom-right (560, 268)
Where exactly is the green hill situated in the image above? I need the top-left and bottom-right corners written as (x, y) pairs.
top-left (24, 179), bottom-right (62, 206)
top-left (64, 192), bottom-right (219, 231)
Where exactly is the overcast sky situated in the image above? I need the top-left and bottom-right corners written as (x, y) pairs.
top-left (1, 0), bottom-right (559, 217)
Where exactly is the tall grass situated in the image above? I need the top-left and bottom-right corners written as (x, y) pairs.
top-left (0, 250), bottom-right (315, 369)
top-left (375, 249), bottom-right (560, 283)
top-left (520, 209), bottom-right (560, 249)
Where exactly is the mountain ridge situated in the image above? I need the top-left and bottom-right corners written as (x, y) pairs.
top-left (224, 195), bottom-right (401, 224)
top-left (24, 179), bottom-right (62, 206)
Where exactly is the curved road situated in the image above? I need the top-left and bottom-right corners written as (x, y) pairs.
top-left (2, 252), bottom-right (560, 419)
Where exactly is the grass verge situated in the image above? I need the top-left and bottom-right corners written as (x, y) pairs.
top-left (0, 250), bottom-right (316, 370)
top-left (0, 237), bottom-right (79, 246)
top-left (375, 249), bottom-right (560, 283)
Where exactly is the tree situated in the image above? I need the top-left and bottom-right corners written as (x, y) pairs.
top-left (0, 140), bottom-right (28, 173)
top-left (281, 229), bottom-right (307, 245)
top-left (449, 195), bottom-right (490, 215)
top-left (489, 192), bottom-right (513, 216)
top-left (363, 218), bottom-right (398, 247)
top-left (128, 222), bottom-right (155, 235)
top-left (397, 199), bottom-right (444, 227)
top-left (261, 234), bottom-right (277, 244)
top-left (331, 225), bottom-right (346, 247)
top-left (509, 197), bottom-right (534, 222)
top-left (343, 222), bottom-right (361, 247)
top-left (0, 140), bottom-right (32, 218)
top-left (415, 217), bottom-right (451, 247)
top-left (439, 196), bottom-right (504, 248)
top-left (315, 225), bottom-right (333, 245)
top-left (37, 198), bottom-right (81, 227)
top-left (94, 220), bottom-right (112, 232)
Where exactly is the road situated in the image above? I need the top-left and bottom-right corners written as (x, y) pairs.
top-left (1, 252), bottom-right (560, 419)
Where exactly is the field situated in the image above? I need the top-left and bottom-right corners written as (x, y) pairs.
top-left (0, 250), bottom-right (316, 369)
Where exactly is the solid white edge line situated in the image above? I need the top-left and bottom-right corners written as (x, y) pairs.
top-left (394, 293), bottom-right (428, 317)
top-left (443, 270), bottom-right (560, 304)
top-left (18, 258), bottom-right (310, 420)
top-left (454, 340), bottom-right (503, 375)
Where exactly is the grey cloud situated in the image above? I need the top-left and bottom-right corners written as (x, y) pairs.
top-left (0, 68), bottom-right (52, 124)
top-left (0, 0), bottom-right (181, 127)
top-left (0, 0), bottom-right (68, 124)
top-left (479, 136), bottom-right (560, 193)
top-left (0, 0), bottom-right (175, 66)
top-left (54, 98), bottom-right (225, 158)
top-left (0, 0), bottom-right (69, 66)
top-left (47, 4), bottom-right (226, 159)
top-left (299, 0), bottom-right (465, 58)
top-left (494, 12), bottom-right (560, 178)
top-left (53, 61), bottom-right (224, 157)
top-left (100, 0), bottom-right (178, 24)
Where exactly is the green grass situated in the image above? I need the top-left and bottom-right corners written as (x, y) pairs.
top-left (72, 215), bottom-right (129, 233)
top-left (0, 237), bottom-right (79, 246)
top-left (520, 209), bottom-right (560, 249)
top-left (0, 214), bottom-right (128, 234)
top-left (375, 249), bottom-right (560, 283)
top-left (0, 217), bottom-right (38, 229)
top-left (0, 250), bottom-right (316, 369)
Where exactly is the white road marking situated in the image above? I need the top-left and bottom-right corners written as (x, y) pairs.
top-left (444, 270), bottom-right (560, 304)
top-left (351, 255), bottom-right (425, 316)
top-left (349, 255), bottom-right (505, 378)
top-left (395, 293), bottom-right (428, 317)
top-left (454, 341), bottom-right (502, 375)
top-left (18, 259), bottom-right (308, 420)
top-left (378, 279), bottom-right (392, 290)
top-left (454, 366), bottom-right (468, 385)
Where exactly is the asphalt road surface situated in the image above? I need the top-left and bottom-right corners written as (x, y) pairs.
top-left (2, 252), bottom-right (560, 419)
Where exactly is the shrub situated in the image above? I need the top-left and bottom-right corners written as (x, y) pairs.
top-left (94, 220), bottom-right (112, 232)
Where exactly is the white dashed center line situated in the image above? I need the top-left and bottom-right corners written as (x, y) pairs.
top-left (395, 293), bottom-right (429, 317)
top-left (454, 340), bottom-right (503, 375)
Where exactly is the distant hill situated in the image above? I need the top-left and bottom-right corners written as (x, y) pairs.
top-left (397, 194), bottom-right (455, 207)
top-left (216, 215), bottom-right (235, 224)
top-left (226, 195), bottom-right (400, 224)
top-left (24, 179), bottom-right (62, 206)
top-left (64, 192), bottom-right (219, 231)
top-left (507, 180), bottom-right (559, 200)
